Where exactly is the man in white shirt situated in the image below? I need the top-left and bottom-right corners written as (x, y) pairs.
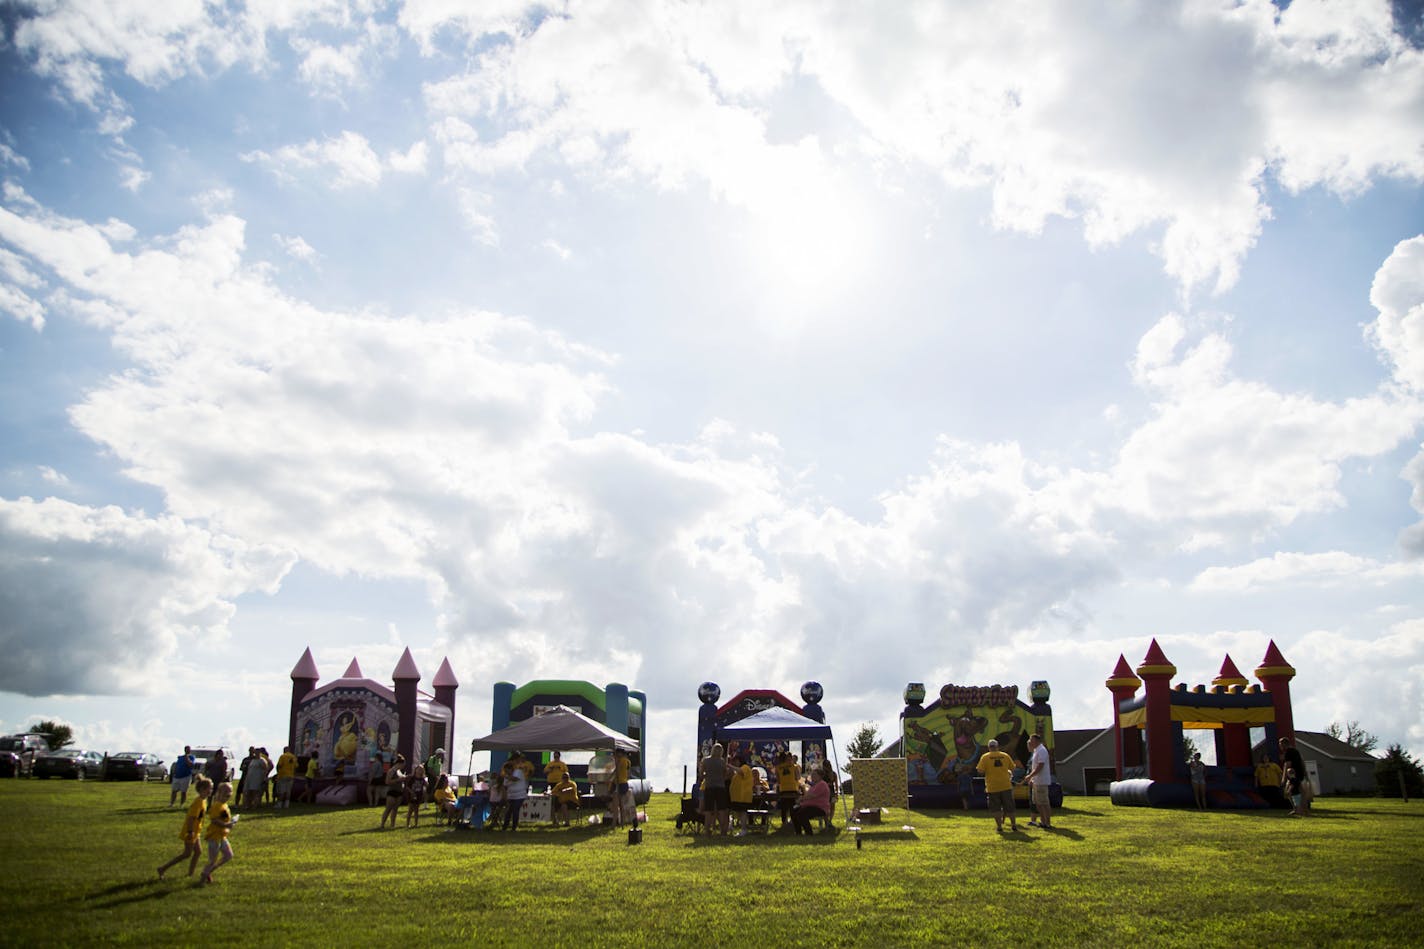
top-left (1024, 734), bottom-right (1054, 830)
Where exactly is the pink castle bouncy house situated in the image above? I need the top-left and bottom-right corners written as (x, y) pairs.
top-left (288, 647), bottom-right (458, 804)
top-left (1107, 639), bottom-right (1295, 808)
top-left (900, 679), bottom-right (1059, 808)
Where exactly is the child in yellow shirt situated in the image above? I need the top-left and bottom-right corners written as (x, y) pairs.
top-left (200, 782), bottom-right (236, 885)
top-left (158, 776), bottom-right (212, 879)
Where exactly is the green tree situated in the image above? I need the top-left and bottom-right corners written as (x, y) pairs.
top-left (844, 721), bottom-right (883, 766)
top-left (1375, 744), bottom-right (1423, 799)
top-left (1325, 720), bottom-right (1379, 754)
top-left (28, 720), bottom-right (73, 750)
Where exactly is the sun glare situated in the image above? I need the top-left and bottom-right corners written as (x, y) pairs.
top-left (741, 167), bottom-right (877, 331)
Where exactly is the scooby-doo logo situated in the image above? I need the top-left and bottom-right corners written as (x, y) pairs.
top-left (939, 683), bottom-right (1018, 707)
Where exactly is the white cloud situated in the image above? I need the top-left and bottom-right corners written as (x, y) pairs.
top-left (37, 466), bottom-right (70, 488)
top-left (0, 144), bottom-right (31, 171)
top-left (397, 0), bottom-right (533, 55)
top-left (0, 248), bottom-right (47, 330)
top-left (1109, 314), bottom-right (1423, 540)
top-left (243, 130), bottom-right (384, 189)
top-left (118, 165), bottom-right (149, 192)
top-left (1365, 235), bottom-right (1424, 553)
top-left (387, 140), bottom-right (429, 174)
top-left (541, 238), bottom-right (570, 260)
top-left (1192, 551), bottom-right (1424, 592)
top-left (8, 1), bottom-right (1420, 296)
top-left (456, 188), bottom-right (500, 246)
top-left (274, 233), bottom-right (318, 262)
top-left (0, 496), bottom-right (293, 697)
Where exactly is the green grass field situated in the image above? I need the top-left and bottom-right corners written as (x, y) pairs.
top-left (0, 779), bottom-right (1420, 947)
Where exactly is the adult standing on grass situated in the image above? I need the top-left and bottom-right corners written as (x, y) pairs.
top-left (381, 755), bottom-right (407, 829)
top-left (501, 751), bottom-right (533, 831)
top-left (204, 749), bottom-right (228, 791)
top-left (699, 743), bottom-right (731, 835)
top-left (1279, 737), bottom-right (1309, 815)
top-left (728, 754), bottom-right (755, 837)
top-left (957, 757), bottom-right (974, 811)
top-left (613, 747), bottom-right (633, 827)
top-left (241, 748), bottom-right (269, 810)
top-left (301, 753), bottom-right (320, 803)
top-left (544, 750), bottom-right (569, 789)
top-left (425, 748), bottom-right (444, 802)
top-left (169, 746), bottom-right (197, 808)
top-left (976, 739), bottom-right (1019, 833)
top-left (274, 746), bottom-right (297, 809)
top-left (1189, 752), bottom-right (1208, 811)
top-left (1025, 734), bottom-right (1054, 830)
top-left (775, 750), bottom-right (801, 830)
top-left (367, 757), bottom-right (386, 806)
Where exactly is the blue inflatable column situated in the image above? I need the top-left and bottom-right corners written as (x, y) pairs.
top-left (490, 681), bottom-right (514, 775)
top-left (630, 689), bottom-right (648, 778)
top-left (606, 682), bottom-right (632, 774)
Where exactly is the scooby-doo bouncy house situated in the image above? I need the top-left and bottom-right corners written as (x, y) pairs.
top-left (1106, 639), bottom-right (1296, 809)
top-left (900, 679), bottom-right (1059, 808)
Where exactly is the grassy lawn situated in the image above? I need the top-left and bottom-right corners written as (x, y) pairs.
top-left (0, 779), bottom-right (1419, 947)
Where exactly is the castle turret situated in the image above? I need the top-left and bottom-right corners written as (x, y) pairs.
top-left (1105, 654), bottom-right (1142, 778)
top-left (432, 658), bottom-right (459, 763)
top-left (1254, 640), bottom-right (1297, 751)
top-left (1213, 654), bottom-right (1252, 768)
top-left (289, 648), bottom-right (319, 752)
top-left (392, 648), bottom-right (421, 764)
top-left (1136, 639), bottom-right (1178, 784)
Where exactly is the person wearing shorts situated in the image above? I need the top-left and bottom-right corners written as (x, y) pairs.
top-left (199, 782), bottom-right (236, 884)
top-left (1025, 734), bottom-right (1054, 829)
top-left (699, 743), bottom-right (731, 835)
top-left (976, 739), bottom-right (1018, 833)
top-left (169, 746), bottom-right (196, 807)
top-left (274, 746), bottom-right (297, 809)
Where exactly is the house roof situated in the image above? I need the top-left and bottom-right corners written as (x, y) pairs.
top-left (1053, 727), bottom-right (1112, 764)
top-left (1290, 730), bottom-right (1378, 763)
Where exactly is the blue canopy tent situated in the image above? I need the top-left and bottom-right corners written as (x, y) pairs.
top-left (714, 706), bottom-right (848, 826)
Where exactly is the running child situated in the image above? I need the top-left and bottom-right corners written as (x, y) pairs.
top-left (158, 775), bottom-right (212, 879)
top-left (199, 782), bottom-right (236, 885)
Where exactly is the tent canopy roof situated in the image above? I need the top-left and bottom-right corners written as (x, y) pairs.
top-left (470, 706), bottom-right (638, 753)
top-left (715, 705), bottom-right (832, 741)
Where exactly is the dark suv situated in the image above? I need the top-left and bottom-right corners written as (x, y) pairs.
top-left (0, 734), bottom-right (52, 777)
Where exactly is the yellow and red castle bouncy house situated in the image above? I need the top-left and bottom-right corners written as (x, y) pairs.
top-left (1107, 639), bottom-right (1296, 808)
top-left (900, 679), bottom-right (1059, 808)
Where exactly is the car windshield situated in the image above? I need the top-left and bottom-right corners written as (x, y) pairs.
top-left (0, 739), bottom-right (21, 751)
top-left (113, 753), bottom-right (142, 760)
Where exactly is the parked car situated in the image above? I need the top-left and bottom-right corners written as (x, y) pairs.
top-left (190, 746), bottom-right (236, 782)
top-left (104, 752), bottom-right (168, 782)
top-left (32, 748), bottom-right (105, 780)
top-left (0, 734), bottom-right (52, 777)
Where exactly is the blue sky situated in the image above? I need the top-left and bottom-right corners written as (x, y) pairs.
top-left (1, 0), bottom-right (1422, 787)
